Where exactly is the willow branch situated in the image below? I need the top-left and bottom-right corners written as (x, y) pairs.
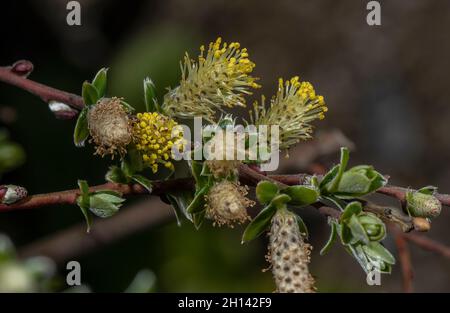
top-left (0, 60), bottom-right (84, 111)
top-left (0, 178), bottom-right (193, 212)
top-left (394, 234), bottom-right (414, 293)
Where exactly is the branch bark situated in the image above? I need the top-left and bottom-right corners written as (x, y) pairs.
top-left (0, 60), bottom-right (84, 111)
top-left (395, 234), bottom-right (414, 293)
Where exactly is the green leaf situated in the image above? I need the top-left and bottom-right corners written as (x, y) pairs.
top-left (362, 242), bottom-right (395, 265)
top-left (336, 172), bottom-right (371, 195)
top-left (132, 175), bottom-right (153, 193)
top-left (143, 78), bottom-right (160, 113)
top-left (121, 146), bottom-right (143, 177)
top-left (186, 185), bottom-right (210, 214)
top-left (77, 180), bottom-right (90, 207)
top-left (335, 165), bottom-right (387, 198)
top-left (89, 194), bottom-right (121, 218)
top-left (339, 223), bottom-right (353, 245)
top-left (327, 147), bottom-right (350, 192)
top-left (192, 210), bottom-right (206, 230)
top-left (348, 214), bottom-right (370, 244)
top-left (418, 185), bottom-right (437, 195)
top-left (270, 194), bottom-right (291, 209)
top-left (92, 68), bottom-right (108, 98)
top-left (166, 191), bottom-right (194, 226)
top-left (82, 81), bottom-right (99, 106)
top-left (105, 166), bottom-right (130, 184)
top-left (76, 196), bottom-right (92, 233)
top-left (320, 221), bottom-right (338, 255)
top-left (319, 165), bottom-right (339, 190)
top-left (77, 180), bottom-right (92, 231)
top-left (295, 215), bottom-right (309, 239)
top-left (340, 201), bottom-right (362, 223)
top-left (283, 185), bottom-right (319, 206)
top-left (347, 244), bottom-right (372, 274)
top-left (320, 195), bottom-right (347, 211)
top-left (92, 192), bottom-right (125, 204)
top-left (190, 161), bottom-right (209, 190)
top-left (120, 100), bottom-right (135, 112)
top-left (73, 108), bottom-right (89, 147)
top-left (255, 181), bottom-right (279, 204)
top-left (242, 203), bottom-right (277, 243)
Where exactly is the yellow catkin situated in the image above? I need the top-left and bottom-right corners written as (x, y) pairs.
top-left (133, 112), bottom-right (184, 173)
top-left (268, 209), bottom-right (316, 293)
top-left (251, 77), bottom-right (327, 150)
top-left (162, 38), bottom-right (260, 122)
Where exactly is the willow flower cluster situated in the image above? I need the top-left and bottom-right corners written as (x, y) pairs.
top-left (162, 38), bottom-right (260, 122)
top-left (133, 112), bottom-right (184, 173)
top-left (268, 209), bottom-right (315, 293)
top-left (87, 97), bottom-right (133, 158)
top-left (205, 180), bottom-right (254, 227)
top-left (204, 128), bottom-right (245, 179)
top-left (250, 76), bottom-right (328, 150)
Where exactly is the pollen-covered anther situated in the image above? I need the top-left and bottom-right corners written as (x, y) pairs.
top-left (162, 38), bottom-right (260, 122)
top-left (87, 97), bottom-right (132, 158)
top-left (133, 112), bottom-right (184, 173)
top-left (250, 77), bottom-right (328, 150)
top-left (206, 181), bottom-right (254, 227)
top-left (268, 210), bottom-right (316, 293)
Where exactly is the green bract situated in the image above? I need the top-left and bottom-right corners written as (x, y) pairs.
top-left (320, 147), bottom-right (387, 199)
top-left (76, 180), bottom-right (126, 232)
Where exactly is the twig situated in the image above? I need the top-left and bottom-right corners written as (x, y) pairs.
top-left (394, 233), bottom-right (414, 293)
top-left (0, 60), bottom-right (84, 111)
top-left (378, 185), bottom-right (450, 207)
top-left (402, 232), bottom-right (450, 260)
top-left (0, 178), bottom-right (193, 212)
top-left (1, 60), bottom-right (449, 208)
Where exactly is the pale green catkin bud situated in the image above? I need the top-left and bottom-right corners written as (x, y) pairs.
top-left (0, 185), bottom-right (28, 204)
top-left (406, 191), bottom-right (441, 218)
top-left (206, 181), bottom-right (254, 227)
top-left (268, 210), bottom-right (315, 293)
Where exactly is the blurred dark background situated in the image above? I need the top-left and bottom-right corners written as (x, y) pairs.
top-left (0, 0), bottom-right (449, 292)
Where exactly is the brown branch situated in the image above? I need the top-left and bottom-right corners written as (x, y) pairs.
top-left (394, 233), bottom-right (414, 293)
top-left (402, 232), bottom-right (450, 260)
top-left (0, 178), bottom-right (193, 212)
top-left (1, 60), bottom-right (449, 209)
top-left (378, 185), bottom-right (450, 207)
top-left (0, 60), bottom-right (84, 111)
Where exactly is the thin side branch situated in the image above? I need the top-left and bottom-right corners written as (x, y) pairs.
top-left (0, 178), bottom-right (193, 212)
top-left (394, 233), bottom-right (414, 293)
top-left (0, 60), bottom-right (84, 111)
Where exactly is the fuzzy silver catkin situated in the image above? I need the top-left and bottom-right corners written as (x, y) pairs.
top-left (268, 210), bottom-right (315, 293)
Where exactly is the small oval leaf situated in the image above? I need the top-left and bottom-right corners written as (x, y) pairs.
top-left (283, 185), bottom-right (319, 206)
top-left (82, 82), bottom-right (99, 106)
top-left (242, 203), bottom-right (277, 243)
top-left (92, 68), bottom-right (108, 98)
top-left (320, 221), bottom-right (337, 255)
top-left (256, 181), bottom-right (279, 204)
top-left (73, 108), bottom-right (89, 147)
